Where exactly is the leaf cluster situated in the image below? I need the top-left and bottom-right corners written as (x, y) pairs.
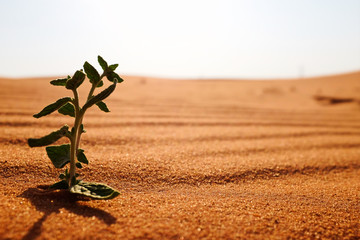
top-left (28, 56), bottom-right (122, 200)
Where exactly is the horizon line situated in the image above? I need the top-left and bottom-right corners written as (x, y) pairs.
top-left (1, 69), bottom-right (359, 81)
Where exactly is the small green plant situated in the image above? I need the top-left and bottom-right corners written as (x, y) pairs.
top-left (28, 56), bottom-right (123, 200)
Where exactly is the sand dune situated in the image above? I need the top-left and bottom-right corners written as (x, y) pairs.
top-left (0, 71), bottom-right (359, 239)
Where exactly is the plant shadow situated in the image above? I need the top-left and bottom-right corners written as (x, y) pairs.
top-left (19, 185), bottom-right (117, 240)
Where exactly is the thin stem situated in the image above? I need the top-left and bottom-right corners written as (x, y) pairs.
top-left (69, 133), bottom-right (76, 185)
top-left (69, 72), bottom-right (105, 186)
top-left (68, 89), bottom-right (82, 186)
top-left (74, 113), bottom-right (84, 156)
top-left (86, 73), bottom-right (106, 101)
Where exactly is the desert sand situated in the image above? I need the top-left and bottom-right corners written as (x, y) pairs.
top-left (0, 71), bottom-right (359, 239)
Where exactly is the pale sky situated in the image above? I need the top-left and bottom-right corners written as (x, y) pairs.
top-left (0, 0), bottom-right (359, 79)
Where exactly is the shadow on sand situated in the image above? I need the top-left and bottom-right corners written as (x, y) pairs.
top-left (19, 186), bottom-right (117, 240)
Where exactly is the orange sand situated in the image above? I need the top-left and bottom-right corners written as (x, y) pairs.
top-left (0, 71), bottom-right (359, 239)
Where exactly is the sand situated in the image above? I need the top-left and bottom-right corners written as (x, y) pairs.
top-left (0, 71), bottom-right (359, 239)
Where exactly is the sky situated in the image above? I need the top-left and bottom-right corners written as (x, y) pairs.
top-left (0, 0), bottom-right (359, 79)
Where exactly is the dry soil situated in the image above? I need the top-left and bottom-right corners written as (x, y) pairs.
top-left (0, 72), bottom-right (359, 239)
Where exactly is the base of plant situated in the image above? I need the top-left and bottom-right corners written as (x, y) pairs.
top-left (49, 180), bottom-right (120, 200)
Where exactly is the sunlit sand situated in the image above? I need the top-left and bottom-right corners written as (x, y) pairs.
top-left (0, 71), bottom-right (359, 239)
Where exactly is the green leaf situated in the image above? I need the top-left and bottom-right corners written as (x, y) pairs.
top-left (66, 70), bottom-right (86, 90)
top-left (106, 71), bottom-right (123, 83)
top-left (46, 144), bottom-right (70, 168)
top-left (98, 55), bottom-right (108, 70)
top-left (83, 80), bottom-right (117, 110)
top-left (50, 77), bottom-right (68, 86)
top-left (71, 124), bottom-right (86, 135)
top-left (49, 180), bottom-right (69, 190)
top-left (84, 61), bottom-right (100, 84)
top-left (58, 102), bottom-right (75, 117)
top-left (76, 162), bottom-right (83, 169)
top-left (96, 80), bottom-right (104, 88)
top-left (28, 125), bottom-right (69, 147)
top-left (109, 64), bottom-right (118, 71)
top-left (77, 150), bottom-right (89, 164)
top-left (80, 124), bottom-right (86, 133)
top-left (95, 101), bottom-right (110, 112)
top-left (59, 169), bottom-right (76, 181)
top-left (33, 97), bottom-right (72, 118)
top-left (70, 181), bottom-right (120, 200)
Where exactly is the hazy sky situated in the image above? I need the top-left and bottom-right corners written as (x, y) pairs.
top-left (0, 0), bottom-right (359, 78)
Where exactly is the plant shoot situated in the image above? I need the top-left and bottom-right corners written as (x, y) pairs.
top-left (28, 56), bottom-right (123, 200)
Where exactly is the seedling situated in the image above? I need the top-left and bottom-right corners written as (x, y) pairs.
top-left (28, 56), bottom-right (123, 200)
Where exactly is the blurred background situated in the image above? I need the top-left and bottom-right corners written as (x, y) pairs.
top-left (0, 0), bottom-right (359, 79)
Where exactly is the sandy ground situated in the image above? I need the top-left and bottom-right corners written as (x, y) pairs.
top-left (0, 72), bottom-right (359, 239)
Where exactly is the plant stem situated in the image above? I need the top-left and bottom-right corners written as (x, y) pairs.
top-left (69, 132), bottom-right (76, 185)
top-left (69, 89), bottom-right (83, 186)
top-left (69, 74), bottom-right (105, 186)
top-left (87, 73), bottom-right (105, 101)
